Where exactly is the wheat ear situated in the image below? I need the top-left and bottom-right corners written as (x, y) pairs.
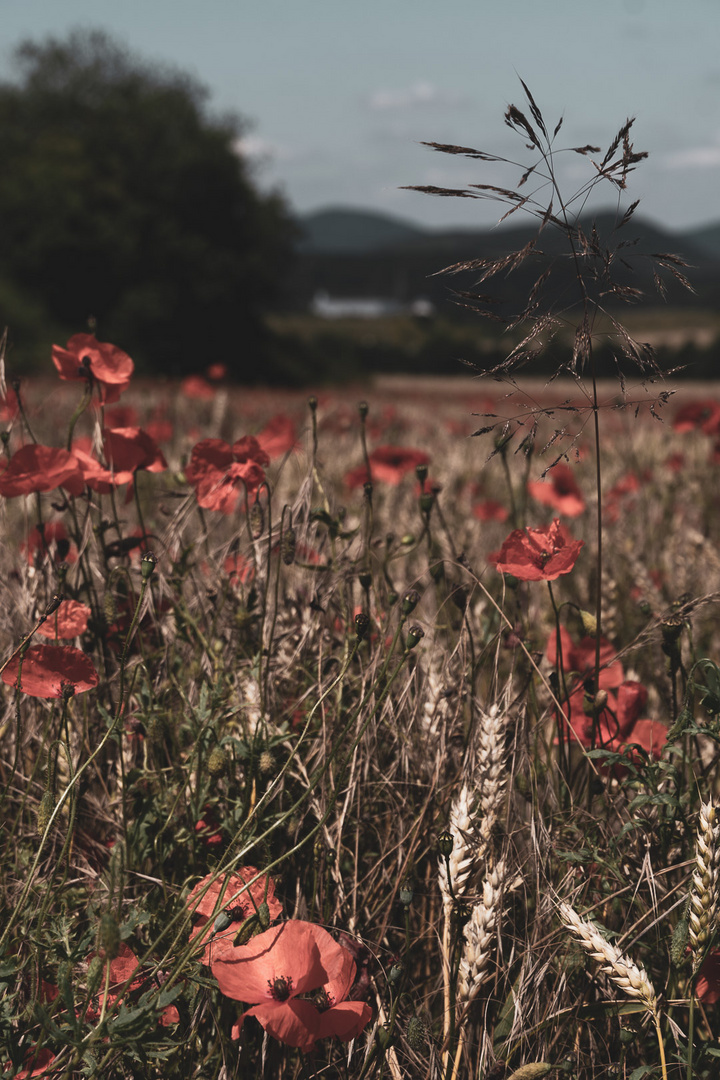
top-left (688, 800), bottom-right (720, 973)
top-left (558, 901), bottom-right (658, 1017)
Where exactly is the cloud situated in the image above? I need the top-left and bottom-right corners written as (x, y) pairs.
top-left (368, 81), bottom-right (467, 112)
top-left (662, 144), bottom-right (720, 170)
top-left (233, 135), bottom-right (295, 162)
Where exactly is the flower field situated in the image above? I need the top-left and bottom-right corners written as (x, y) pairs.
top-left (3, 334), bottom-right (720, 1080)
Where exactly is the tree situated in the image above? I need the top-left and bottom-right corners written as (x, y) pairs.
top-left (0, 30), bottom-right (296, 378)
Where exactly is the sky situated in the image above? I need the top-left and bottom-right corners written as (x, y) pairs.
top-left (0, 0), bottom-right (719, 232)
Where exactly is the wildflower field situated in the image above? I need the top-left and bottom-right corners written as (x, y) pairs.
top-left (4, 87), bottom-right (720, 1080)
top-left (2, 339), bottom-right (720, 1080)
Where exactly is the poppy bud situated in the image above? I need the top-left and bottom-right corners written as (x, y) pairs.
top-left (437, 830), bottom-right (454, 857)
top-left (399, 878), bottom-right (414, 906)
top-left (405, 624), bottom-right (424, 650)
top-left (402, 590), bottom-right (420, 615)
top-left (579, 609), bottom-right (598, 637)
top-left (86, 955), bottom-right (104, 995)
top-left (281, 527), bottom-right (296, 565)
top-left (258, 749), bottom-right (275, 774)
top-left (99, 913), bottom-right (120, 961)
top-left (214, 911), bottom-right (232, 933)
top-left (358, 401), bottom-right (369, 420)
top-left (141, 551), bottom-right (157, 580)
top-left (670, 916), bottom-right (689, 968)
top-left (206, 746), bottom-right (229, 777)
top-left (307, 395), bottom-right (317, 413)
top-left (416, 462), bottom-right (428, 484)
top-left (36, 791), bottom-right (55, 835)
top-left (582, 688), bottom-right (608, 717)
top-left (376, 1024), bottom-right (394, 1050)
top-left (419, 492), bottom-right (435, 514)
top-left (354, 612), bottom-right (370, 640)
top-left (507, 1066), bottom-right (553, 1080)
top-left (103, 589), bottom-right (118, 624)
top-left (387, 591), bottom-right (398, 607)
top-left (44, 594), bottom-right (64, 618)
top-left (406, 1015), bottom-right (428, 1051)
top-left (388, 960), bottom-right (403, 985)
top-left (250, 502), bottom-right (264, 538)
top-left (358, 571), bottom-right (372, 590)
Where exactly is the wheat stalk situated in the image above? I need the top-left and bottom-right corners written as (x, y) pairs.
top-left (457, 858), bottom-right (506, 1004)
top-left (688, 800), bottom-right (720, 973)
top-left (558, 901), bottom-right (658, 1016)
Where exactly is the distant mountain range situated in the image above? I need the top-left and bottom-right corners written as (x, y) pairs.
top-left (290, 206), bottom-right (720, 314)
top-left (297, 205), bottom-right (720, 262)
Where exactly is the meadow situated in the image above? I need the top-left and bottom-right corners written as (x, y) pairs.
top-left (2, 338), bottom-right (720, 1080)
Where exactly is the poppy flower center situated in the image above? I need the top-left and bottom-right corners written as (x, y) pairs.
top-left (270, 975), bottom-right (293, 1001)
top-left (311, 987), bottom-right (333, 1012)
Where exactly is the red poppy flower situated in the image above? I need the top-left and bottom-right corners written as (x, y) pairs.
top-left (13, 1047), bottom-right (56, 1078)
top-left (187, 868), bottom-right (283, 965)
top-left (37, 599), bottom-right (91, 639)
top-left (0, 384), bottom-right (19, 422)
top-left (23, 522), bottom-right (78, 566)
top-left (69, 443), bottom-right (115, 493)
top-left (104, 405), bottom-right (138, 428)
top-left (0, 444), bottom-right (84, 498)
top-left (52, 334), bottom-right (134, 404)
top-left (207, 362), bottom-right (227, 381)
top-left (344, 445), bottom-right (430, 488)
top-left (256, 414), bottom-right (298, 459)
top-left (145, 408), bottom-right (174, 445)
top-left (546, 627), bottom-right (624, 691)
top-left (604, 471), bottom-right (645, 525)
top-left (224, 554), bottom-right (255, 586)
top-left (527, 464), bottom-right (586, 517)
top-left (180, 374), bottom-right (216, 400)
top-left (85, 942), bottom-right (179, 1026)
top-left (697, 949), bottom-right (720, 1004)
top-left (211, 920), bottom-right (372, 1052)
top-left (673, 400), bottom-right (720, 436)
top-left (489, 519), bottom-right (584, 581)
top-left (2, 644), bottom-right (99, 698)
top-left (103, 427), bottom-right (168, 476)
top-left (472, 499), bottom-right (509, 523)
top-left (185, 437), bottom-right (269, 513)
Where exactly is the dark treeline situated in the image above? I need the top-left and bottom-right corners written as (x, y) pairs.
top-left (0, 30), bottom-right (297, 381)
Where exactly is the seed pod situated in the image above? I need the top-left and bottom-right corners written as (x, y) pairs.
top-left (405, 624), bottom-right (424, 650)
top-left (354, 612), bottom-right (370, 640)
top-left (141, 551), bottom-right (158, 580)
top-left (399, 879), bottom-right (414, 906)
top-left (402, 590), bottom-right (420, 615)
